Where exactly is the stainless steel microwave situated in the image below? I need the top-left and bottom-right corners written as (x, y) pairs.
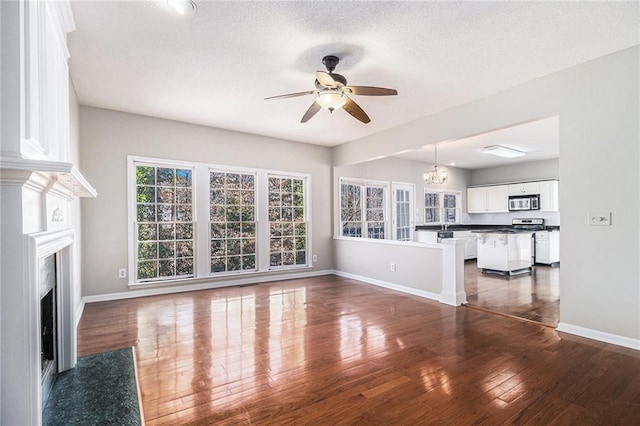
top-left (508, 195), bottom-right (539, 211)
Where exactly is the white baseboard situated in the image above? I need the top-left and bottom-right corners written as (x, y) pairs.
top-left (556, 322), bottom-right (640, 350)
top-left (75, 299), bottom-right (85, 327)
top-left (333, 270), bottom-right (441, 302)
top-left (82, 269), bottom-right (334, 303)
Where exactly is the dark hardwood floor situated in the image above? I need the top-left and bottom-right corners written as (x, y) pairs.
top-left (465, 261), bottom-right (560, 326)
top-left (77, 275), bottom-right (639, 425)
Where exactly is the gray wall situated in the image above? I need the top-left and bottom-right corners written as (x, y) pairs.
top-left (471, 158), bottom-right (559, 186)
top-left (334, 47), bottom-right (640, 343)
top-left (79, 107), bottom-right (333, 297)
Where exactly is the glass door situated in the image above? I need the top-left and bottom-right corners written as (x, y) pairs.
top-left (392, 183), bottom-right (415, 241)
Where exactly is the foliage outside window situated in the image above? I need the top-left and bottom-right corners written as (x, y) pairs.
top-left (268, 175), bottom-right (307, 268)
top-left (130, 157), bottom-right (310, 285)
top-left (340, 179), bottom-right (387, 239)
top-left (135, 164), bottom-right (195, 281)
top-left (210, 171), bottom-right (257, 273)
top-left (424, 190), bottom-right (461, 224)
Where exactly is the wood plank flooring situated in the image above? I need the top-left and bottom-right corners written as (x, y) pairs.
top-left (464, 261), bottom-right (560, 326)
top-left (77, 275), bottom-right (639, 425)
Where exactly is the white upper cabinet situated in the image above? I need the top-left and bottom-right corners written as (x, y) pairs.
top-left (508, 181), bottom-right (540, 195)
top-left (539, 180), bottom-right (559, 211)
top-left (467, 185), bottom-right (508, 213)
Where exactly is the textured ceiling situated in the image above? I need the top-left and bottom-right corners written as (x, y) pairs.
top-left (68, 1), bottom-right (639, 150)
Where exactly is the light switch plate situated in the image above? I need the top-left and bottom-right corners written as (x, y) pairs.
top-left (588, 212), bottom-right (611, 226)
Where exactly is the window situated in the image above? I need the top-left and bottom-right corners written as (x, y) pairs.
top-left (129, 157), bottom-right (310, 284)
top-left (134, 164), bottom-right (195, 281)
top-left (424, 190), bottom-right (461, 224)
top-left (268, 175), bottom-right (307, 268)
top-left (210, 171), bottom-right (257, 273)
top-left (340, 179), bottom-right (388, 239)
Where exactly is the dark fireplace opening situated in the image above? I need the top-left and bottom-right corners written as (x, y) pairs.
top-left (40, 253), bottom-right (58, 407)
top-left (41, 288), bottom-right (56, 374)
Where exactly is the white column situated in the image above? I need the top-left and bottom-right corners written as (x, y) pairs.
top-left (439, 238), bottom-right (467, 306)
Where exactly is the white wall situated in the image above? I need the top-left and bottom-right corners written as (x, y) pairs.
top-left (471, 158), bottom-right (559, 186)
top-left (333, 47), bottom-right (640, 345)
top-left (69, 78), bottom-right (83, 318)
top-left (79, 107), bottom-right (334, 297)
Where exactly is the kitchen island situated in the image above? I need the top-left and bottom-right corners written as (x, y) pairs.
top-left (473, 229), bottom-right (534, 276)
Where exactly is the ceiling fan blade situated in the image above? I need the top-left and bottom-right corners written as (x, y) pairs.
top-left (264, 90), bottom-right (316, 100)
top-left (301, 102), bottom-right (322, 123)
top-left (342, 97), bottom-right (371, 124)
top-left (345, 86), bottom-right (398, 96)
top-left (316, 71), bottom-right (337, 88)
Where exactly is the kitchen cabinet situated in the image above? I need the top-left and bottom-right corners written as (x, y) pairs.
top-left (508, 182), bottom-right (540, 195)
top-left (539, 180), bottom-right (559, 212)
top-left (454, 231), bottom-right (477, 259)
top-left (476, 231), bottom-right (533, 275)
top-left (535, 230), bottom-right (560, 265)
top-left (415, 230), bottom-right (437, 244)
top-left (467, 185), bottom-right (508, 213)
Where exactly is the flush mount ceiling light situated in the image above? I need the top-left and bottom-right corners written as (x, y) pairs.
top-left (167, 0), bottom-right (197, 15)
top-left (423, 145), bottom-right (448, 185)
top-left (482, 145), bottom-right (525, 158)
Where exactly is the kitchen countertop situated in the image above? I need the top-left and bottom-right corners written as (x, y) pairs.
top-left (415, 224), bottom-right (560, 231)
top-left (471, 229), bottom-right (536, 234)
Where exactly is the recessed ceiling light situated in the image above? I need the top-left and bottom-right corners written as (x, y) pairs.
top-left (167, 0), bottom-right (197, 15)
top-left (482, 145), bottom-right (525, 158)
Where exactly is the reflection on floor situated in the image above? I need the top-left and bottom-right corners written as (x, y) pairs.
top-left (464, 260), bottom-right (560, 326)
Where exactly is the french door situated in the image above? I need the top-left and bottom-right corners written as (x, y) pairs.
top-left (392, 183), bottom-right (415, 241)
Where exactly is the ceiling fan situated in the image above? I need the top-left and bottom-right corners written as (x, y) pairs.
top-left (265, 55), bottom-right (398, 124)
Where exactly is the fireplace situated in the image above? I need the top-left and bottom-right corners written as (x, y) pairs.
top-left (40, 254), bottom-right (58, 406)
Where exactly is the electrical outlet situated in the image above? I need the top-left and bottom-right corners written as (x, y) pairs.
top-left (390, 262), bottom-right (396, 272)
top-left (312, 254), bottom-right (318, 262)
top-left (118, 268), bottom-right (127, 279)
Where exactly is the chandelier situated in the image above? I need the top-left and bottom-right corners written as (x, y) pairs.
top-left (423, 144), bottom-right (448, 184)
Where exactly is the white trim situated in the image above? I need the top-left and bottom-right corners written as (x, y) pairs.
top-left (84, 269), bottom-right (334, 303)
top-left (75, 299), bottom-right (85, 328)
top-left (333, 270), bottom-right (441, 302)
top-left (556, 322), bottom-right (640, 351)
top-left (334, 235), bottom-right (442, 250)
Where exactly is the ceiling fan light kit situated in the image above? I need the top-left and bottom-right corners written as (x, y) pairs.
top-left (265, 55), bottom-right (397, 124)
top-left (316, 91), bottom-right (347, 112)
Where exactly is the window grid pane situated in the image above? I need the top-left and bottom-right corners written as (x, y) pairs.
top-left (340, 181), bottom-right (386, 239)
top-left (135, 165), bottom-right (194, 281)
top-left (395, 188), bottom-right (411, 241)
top-left (210, 171), bottom-right (257, 274)
top-left (269, 176), bottom-right (307, 268)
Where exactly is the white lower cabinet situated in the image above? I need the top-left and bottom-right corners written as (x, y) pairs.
top-left (535, 231), bottom-right (560, 265)
top-left (453, 231), bottom-right (477, 259)
top-left (415, 230), bottom-right (438, 244)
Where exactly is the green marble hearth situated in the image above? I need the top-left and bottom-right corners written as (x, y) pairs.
top-left (43, 347), bottom-right (142, 426)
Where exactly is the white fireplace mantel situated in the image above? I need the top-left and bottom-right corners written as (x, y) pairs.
top-left (0, 156), bottom-right (97, 198)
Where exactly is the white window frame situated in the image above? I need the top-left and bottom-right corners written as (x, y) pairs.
top-left (423, 189), bottom-right (462, 224)
top-left (339, 177), bottom-right (389, 239)
top-left (127, 156), bottom-right (312, 285)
